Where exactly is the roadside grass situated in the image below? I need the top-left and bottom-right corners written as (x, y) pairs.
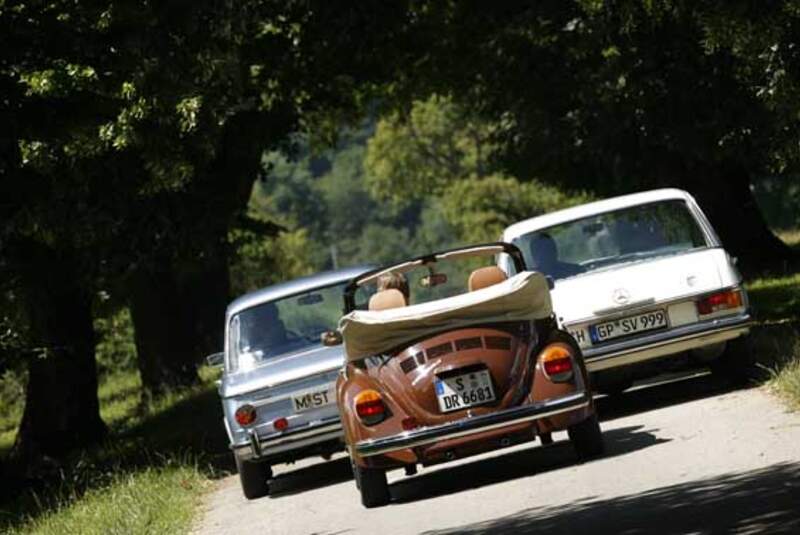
top-left (746, 228), bottom-right (800, 408)
top-left (0, 365), bottom-right (229, 535)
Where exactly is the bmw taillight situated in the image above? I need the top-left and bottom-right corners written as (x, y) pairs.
top-left (539, 344), bottom-right (575, 382)
top-left (696, 289), bottom-right (743, 316)
top-left (354, 389), bottom-right (386, 425)
top-left (235, 404), bottom-right (257, 427)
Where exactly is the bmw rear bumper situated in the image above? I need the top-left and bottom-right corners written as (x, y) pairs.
top-left (232, 417), bottom-right (343, 462)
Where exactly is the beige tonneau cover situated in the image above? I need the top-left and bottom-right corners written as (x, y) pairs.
top-left (339, 271), bottom-right (552, 361)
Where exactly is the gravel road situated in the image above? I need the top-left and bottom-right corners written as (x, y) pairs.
top-left (194, 372), bottom-right (800, 535)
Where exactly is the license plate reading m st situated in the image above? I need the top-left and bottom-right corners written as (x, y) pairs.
top-left (291, 385), bottom-right (336, 413)
top-left (435, 369), bottom-right (496, 413)
top-left (590, 309), bottom-right (668, 343)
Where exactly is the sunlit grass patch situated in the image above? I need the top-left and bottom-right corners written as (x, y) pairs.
top-left (1, 364), bottom-right (227, 535)
top-left (777, 228), bottom-right (800, 248)
top-left (5, 461), bottom-right (210, 535)
top-left (747, 272), bottom-right (800, 322)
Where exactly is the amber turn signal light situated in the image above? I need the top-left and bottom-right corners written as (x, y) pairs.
top-left (235, 404), bottom-right (257, 427)
top-left (540, 344), bottom-right (574, 382)
top-left (354, 389), bottom-right (386, 425)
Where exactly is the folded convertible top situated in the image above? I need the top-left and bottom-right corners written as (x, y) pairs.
top-left (339, 271), bottom-right (552, 361)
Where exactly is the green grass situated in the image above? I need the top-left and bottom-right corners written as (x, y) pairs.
top-left (0, 365), bottom-right (229, 535)
top-left (748, 229), bottom-right (800, 408)
top-left (747, 272), bottom-right (800, 322)
top-left (770, 347), bottom-right (800, 410)
top-left (7, 462), bottom-right (209, 535)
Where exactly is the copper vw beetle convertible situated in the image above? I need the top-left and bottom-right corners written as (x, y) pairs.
top-left (331, 243), bottom-right (604, 507)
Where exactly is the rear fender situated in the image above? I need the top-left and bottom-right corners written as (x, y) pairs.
top-left (529, 330), bottom-right (593, 433)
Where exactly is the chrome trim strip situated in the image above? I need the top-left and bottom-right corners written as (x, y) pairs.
top-left (593, 298), bottom-right (656, 316)
top-left (354, 391), bottom-right (590, 458)
top-left (232, 419), bottom-right (343, 457)
top-left (583, 313), bottom-right (751, 368)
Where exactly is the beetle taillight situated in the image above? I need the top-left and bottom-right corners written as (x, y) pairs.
top-left (540, 344), bottom-right (574, 382)
top-left (235, 404), bottom-right (257, 427)
top-left (354, 389), bottom-right (386, 425)
top-left (696, 289), bottom-right (743, 316)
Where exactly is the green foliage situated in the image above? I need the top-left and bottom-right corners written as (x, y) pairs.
top-left (438, 174), bottom-right (593, 243)
top-left (94, 309), bottom-right (136, 377)
top-left (365, 95), bottom-right (496, 202)
top-left (364, 95), bottom-right (590, 243)
top-left (257, 122), bottom-right (458, 270)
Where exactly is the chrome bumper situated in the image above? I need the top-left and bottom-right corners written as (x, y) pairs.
top-left (583, 313), bottom-right (752, 372)
top-left (232, 418), bottom-right (343, 461)
top-left (354, 391), bottom-right (591, 458)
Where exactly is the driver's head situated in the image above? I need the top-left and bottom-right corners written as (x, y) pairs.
top-left (529, 233), bottom-right (559, 270)
top-left (377, 272), bottom-right (410, 304)
top-left (245, 302), bottom-right (286, 345)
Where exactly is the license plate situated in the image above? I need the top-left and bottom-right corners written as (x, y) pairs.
top-left (590, 309), bottom-right (668, 343)
top-left (291, 385), bottom-right (336, 413)
top-left (435, 369), bottom-right (496, 413)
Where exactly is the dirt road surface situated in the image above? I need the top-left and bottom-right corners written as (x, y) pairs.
top-left (195, 372), bottom-right (800, 535)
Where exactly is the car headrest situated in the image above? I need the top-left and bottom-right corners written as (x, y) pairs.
top-left (468, 266), bottom-right (508, 292)
top-left (368, 289), bottom-right (407, 311)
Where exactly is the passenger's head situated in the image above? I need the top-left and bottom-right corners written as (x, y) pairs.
top-left (529, 233), bottom-right (559, 271)
top-left (377, 271), bottom-right (410, 304)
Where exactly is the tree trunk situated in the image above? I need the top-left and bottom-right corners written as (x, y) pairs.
top-left (11, 247), bottom-right (106, 469)
top-left (681, 164), bottom-right (797, 275)
top-left (129, 265), bottom-right (200, 396)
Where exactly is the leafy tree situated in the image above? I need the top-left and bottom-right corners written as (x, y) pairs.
top-left (365, 95), bottom-right (591, 242)
top-left (394, 2), bottom-right (798, 272)
top-left (0, 1), bottom-right (421, 470)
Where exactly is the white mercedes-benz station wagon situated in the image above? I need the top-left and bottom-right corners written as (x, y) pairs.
top-left (501, 188), bottom-right (753, 394)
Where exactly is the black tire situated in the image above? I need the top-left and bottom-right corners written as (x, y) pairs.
top-left (353, 463), bottom-right (390, 508)
top-left (568, 413), bottom-right (605, 461)
top-left (235, 456), bottom-right (272, 500)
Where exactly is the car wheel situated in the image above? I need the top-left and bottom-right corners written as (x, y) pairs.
top-left (235, 456), bottom-right (272, 500)
top-left (352, 463), bottom-right (390, 508)
top-left (568, 413), bottom-right (605, 461)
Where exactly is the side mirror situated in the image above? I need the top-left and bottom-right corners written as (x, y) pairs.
top-left (321, 330), bottom-right (343, 346)
top-left (206, 352), bottom-right (224, 368)
top-left (545, 276), bottom-right (555, 290)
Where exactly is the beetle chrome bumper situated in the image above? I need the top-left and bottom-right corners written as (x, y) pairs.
top-left (232, 417), bottom-right (343, 461)
top-left (583, 313), bottom-right (752, 372)
top-left (354, 391), bottom-right (591, 458)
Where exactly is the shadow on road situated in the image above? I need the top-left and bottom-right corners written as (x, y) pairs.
top-left (268, 456), bottom-right (354, 497)
top-left (422, 462), bottom-right (800, 534)
top-left (392, 423), bottom-right (668, 504)
top-left (595, 369), bottom-right (746, 423)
